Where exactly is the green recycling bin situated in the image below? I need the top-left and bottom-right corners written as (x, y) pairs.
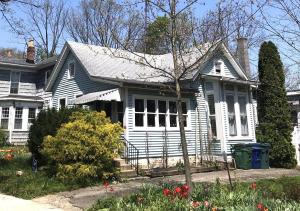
top-left (231, 144), bottom-right (252, 169)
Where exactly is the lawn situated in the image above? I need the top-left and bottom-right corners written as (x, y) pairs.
top-left (0, 146), bottom-right (97, 199)
top-left (89, 176), bottom-right (300, 211)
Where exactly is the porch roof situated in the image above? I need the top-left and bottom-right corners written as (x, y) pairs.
top-left (74, 88), bottom-right (122, 104)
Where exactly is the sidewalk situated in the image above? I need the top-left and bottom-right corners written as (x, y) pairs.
top-left (0, 193), bottom-right (62, 211)
top-left (32, 168), bottom-right (300, 210)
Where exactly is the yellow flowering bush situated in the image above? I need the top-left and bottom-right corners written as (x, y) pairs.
top-left (42, 111), bottom-right (123, 182)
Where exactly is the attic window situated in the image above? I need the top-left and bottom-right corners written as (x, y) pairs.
top-left (68, 62), bottom-right (75, 79)
top-left (214, 61), bottom-right (222, 74)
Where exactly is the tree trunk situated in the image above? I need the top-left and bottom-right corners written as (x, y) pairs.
top-left (175, 79), bottom-right (193, 195)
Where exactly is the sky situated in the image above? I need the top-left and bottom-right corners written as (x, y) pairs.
top-left (0, 0), bottom-right (299, 86)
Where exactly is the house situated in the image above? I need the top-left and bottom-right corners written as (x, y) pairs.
top-left (287, 90), bottom-right (300, 165)
top-left (0, 40), bottom-right (56, 144)
top-left (45, 38), bottom-right (257, 167)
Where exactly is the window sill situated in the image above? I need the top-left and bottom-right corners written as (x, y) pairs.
top-left (131, 127), bottom-right (192, 132)
top-left (227, 137), bottom-right (254, 141)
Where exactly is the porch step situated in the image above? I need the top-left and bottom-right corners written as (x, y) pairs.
top-left (114, 158), bottom-right (137, 177)
top-left (120, 169), bottom-right (137, 178)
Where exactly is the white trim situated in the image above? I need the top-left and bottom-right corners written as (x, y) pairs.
top-left (67, 60), bottom-right (75, 79)
top-left (9, 71), bottom-right (21, 94)
top-left (132, 94), bottom-right (191, 131)
top-left (58, 97), bottom-right (67, 110)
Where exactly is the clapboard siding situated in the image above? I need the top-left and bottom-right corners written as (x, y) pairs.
top-left (0, 70), bottom-right (10, 95)
top-left (201, 52), bottom-right (240, 79)
top-left (52, 52), bottom-right (117, 108)
top-left (126, 89), bottom-right (201, 158)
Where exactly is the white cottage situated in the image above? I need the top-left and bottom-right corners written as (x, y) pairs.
top-left (44, 39), bottom-right (257, 168)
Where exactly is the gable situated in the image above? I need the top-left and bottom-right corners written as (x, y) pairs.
top-left (200, 52), bottom-right (240, 79)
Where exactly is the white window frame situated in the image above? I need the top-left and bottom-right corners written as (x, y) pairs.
top-left (205, 82), bottom-right (218, 139)
top-left (0, 107), bottom-right (10, 130)
top-left (133, 95), bottom-right (191, 131)
top-left (10, 71), bottom-right (21, 94)
top-left (58, 97), bottom-right (67, 110)
top-left (67, 61), bottom-right (75, 79)
top-left (224, 84), bottom-right (251, 139)
top-left (14, 107), bottom-right (23, 130)
top-left (214, 59), bottom-right (224, 75)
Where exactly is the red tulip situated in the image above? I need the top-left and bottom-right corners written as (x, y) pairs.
top-left (257, 203), bottom-right (263, 210)
top-left (163, 188), bottom-right (171, 196)
top-left (204, 201), bottom-right (209, 207)
top-left (181, 184), bottom-right (189, 192)
top-left (174, 186), bottom-right (181, 194)
top-left (192, 201), bottom-right (201, 208)
top-left (250, 182), bottom-right (257, 190)
top-left (103, 180), bottom-right (109, 188)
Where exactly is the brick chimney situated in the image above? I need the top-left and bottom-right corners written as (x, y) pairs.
top-left (26, 39), bottom-right (35, 64)
top-left (237, 37), bottom-right (251, 79)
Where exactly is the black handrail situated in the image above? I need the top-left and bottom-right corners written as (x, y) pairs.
top-left (121, 136), bottom-right (139, 175)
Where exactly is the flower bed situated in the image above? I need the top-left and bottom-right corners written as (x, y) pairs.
top-left (89, 178), bottom-right (300, 210)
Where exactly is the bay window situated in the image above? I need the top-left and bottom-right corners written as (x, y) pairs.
top-left (134, 98), bottom-right (188, 129)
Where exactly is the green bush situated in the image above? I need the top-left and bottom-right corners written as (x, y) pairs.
top-left (42, 110), bottom-right (123, 182)
top-left (0, 129), bottom-right (8, 147)
top-left (28, 107), bottom-right (82, 165)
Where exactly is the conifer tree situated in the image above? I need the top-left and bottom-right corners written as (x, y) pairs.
top-left (256, 41), bottom-right (296, 168)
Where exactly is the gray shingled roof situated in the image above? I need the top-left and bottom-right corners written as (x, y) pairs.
top-left (68, 41), bottom-right (216, 83)
top-left (0, 57), bottom-right (31, 65)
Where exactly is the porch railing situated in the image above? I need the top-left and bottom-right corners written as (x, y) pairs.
top-left (121, 136), bottom-right (139, 175)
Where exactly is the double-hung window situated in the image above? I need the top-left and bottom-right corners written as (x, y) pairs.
top-left (28, 108), bottom-right (36, 129)
top-left (14, 107), bottom-right (23, 129)
top-left (206, 82), bottom-right (217, 137)
top-left (1, 108), bottom-right (9, 129)
top-left (135, 99), bottom-right (145, 127)
top-left (10, 71), bottom-right (21, 94)
top-left (134, 98), bottom-right (188, 129)
top-left (238, 95), bottom-right (248, 136)
top-left (226, 94), bottom-right (237, 136)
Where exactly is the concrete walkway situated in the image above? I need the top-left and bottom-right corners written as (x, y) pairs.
top-left (0, 193), bottom-right (63, 211)
top-left (30, 168), bottom-right (300, 210)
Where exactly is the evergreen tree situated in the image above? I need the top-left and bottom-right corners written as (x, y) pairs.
top-left (256, 41), bottom-right (296, 168)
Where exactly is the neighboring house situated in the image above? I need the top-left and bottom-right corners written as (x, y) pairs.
top-left (45, 38), bottom-right (257, 166)
top-left (0, 40), bottom-right (56, 144)
top-left (287, 90), bottom-right (300, 165)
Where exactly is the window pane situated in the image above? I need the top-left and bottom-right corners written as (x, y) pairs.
top-left (210, 117), bottom-right (217, 137)
top-left (182, 102), bottom-right (187, 114)
top-left (207, 94), bottom-right (215, 115)
top-left (69, 62), bottom-right (75, 77)
top-left (170, 115), bottom-right (177, 127)
top-left (226, 95), bottom-right (236, 136)
top-left (10, 82), bottom-right (19, 94)
top-left (135, 99), bottom-right (144, 112)
top-left (238, 96), bottom-right (248, 136)
top-left (117, 102), bottom-right (123, 112)
top-left (158, 101), bottom-right (166, 113)
top-left (135, 113), bottom-right (144, 126)
top-left (147, 100), bottom-right (155, 113)
top-left (28, 108), bottom-right (36, 119)
top-left (147, 114), bottom-right (155, 127)
top-left (1, 119), bottom-right (8, 129)
top-left (14, 108), bottom-right (23, 129)
top-left (169, 101), bottom-right (177, 113)
top-left (159, 114), bottom-right (166, 127)
top-left (59, 99), bottom-right (66, 109)
top-left (2, 108), bottom-right (9, 118)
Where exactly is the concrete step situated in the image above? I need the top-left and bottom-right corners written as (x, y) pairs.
top-left (120, 169), bottom-right (137, 178)
top-left (114, 158), bottom-right (127, 167)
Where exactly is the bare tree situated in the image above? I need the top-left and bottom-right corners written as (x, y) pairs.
top-left (259, 0), bottom-right (300, 89)
top-left (66, 0), bottom-right (143, 50)
top-left (100, 0), bottom-right (267, 196)
top-left (4, 0), bottom-right (68, 58)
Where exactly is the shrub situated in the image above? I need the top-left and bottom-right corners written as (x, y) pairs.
top-left (0, 129), bottom-right (8, 147)
top-left (28, 107), bottom-right (82, 165)
top-left (42, 111), bottom-right (123, 182)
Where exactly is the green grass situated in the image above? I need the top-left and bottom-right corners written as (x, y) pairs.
top-left (0, 146), bottom-right (98, 199)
